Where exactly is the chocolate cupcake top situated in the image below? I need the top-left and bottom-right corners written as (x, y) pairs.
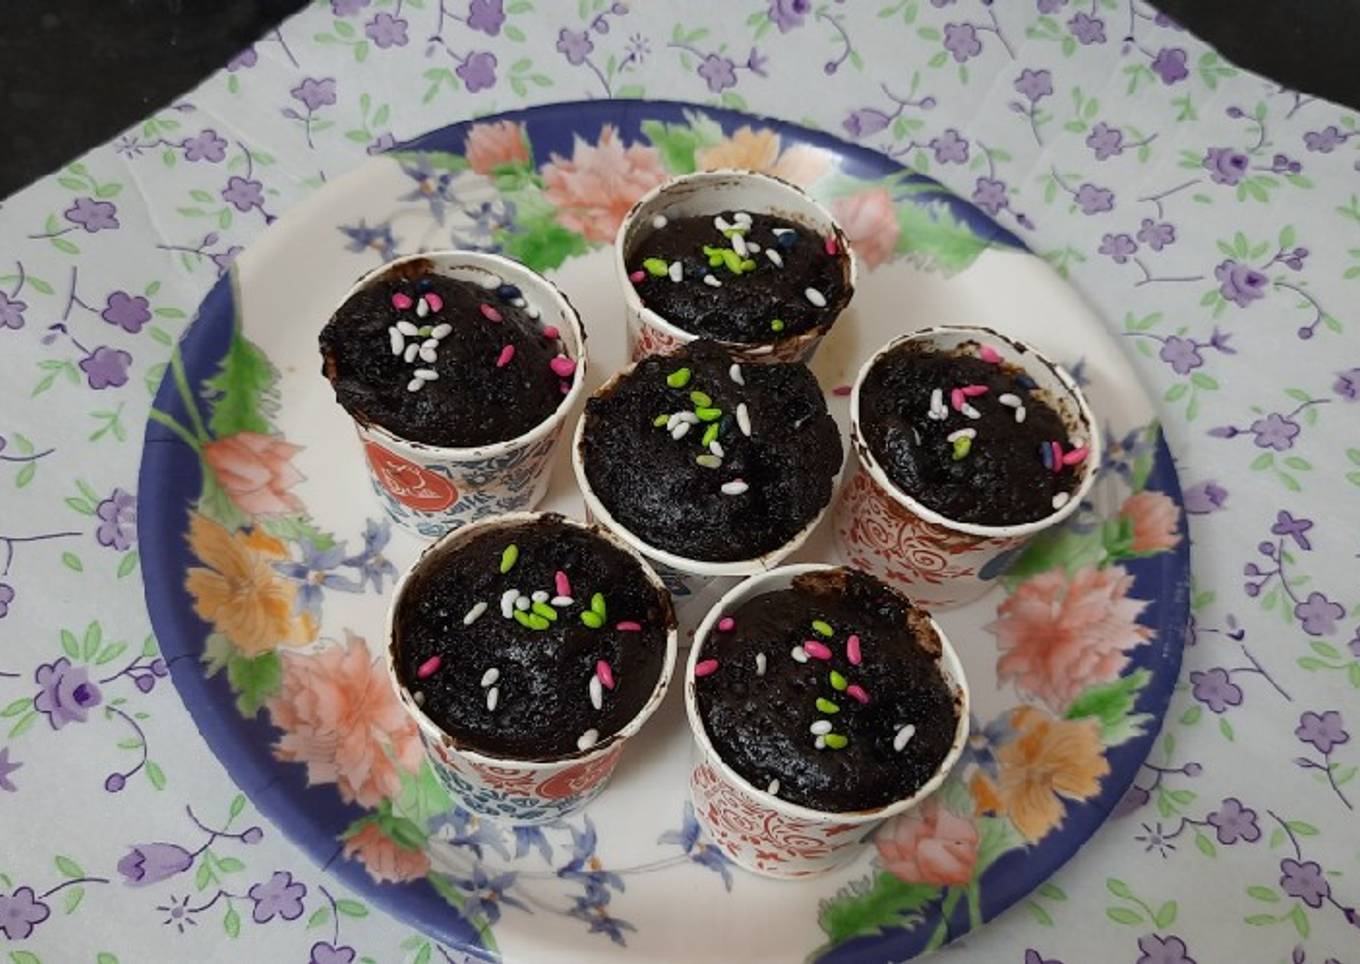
top-left (625, 210), bottom-right (850, 344)
top-left (581, 340), bottom-right (843, 562)
top-left (694, 568), bottom-right (962, 813)
top-left (859, 338), bottom-right (1086, 526)
top-left (393, 515), bottom-right (673, 760)
top-left (319, 259), bottom-right (577, 448)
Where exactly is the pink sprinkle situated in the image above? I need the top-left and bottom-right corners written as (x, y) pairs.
top-left (979, 344), bottom-right (1002, 364)
top-left (1062, 445), bottom-right (1089, 466)
top-left (616, 621), bottom-right (642, 632)
top-left (416, 655), bottom-right (441, 679)
top-left (694, 659), bottom-right (719, 678)
top-left (424, 292), bottom-right (444, 312)
top-left (555, 569), bottom-right (572, 598)
top-left (542, 325), bottom-right (560, 340)
top-left (479, 303), bottom-right (502, 323)
top-left (1050, 441), bottom-right (1063, 473)
top-left (832, 384), bottom-right (852, 397)
top-left (391, 292), bottom-right (413, 310)
top-left (595, 660), bottom-right (615, 690)
top-left (803, 640), bottom-right (832, 660)
top-left (950, 388), bottom-right (965, 411)
top-left (824, 237), bottom-right (838, 256)
top-left (960, 384), bottom-right (989, 397)
top-left (550, 355), bottom-right (577, 377)
top-left (496, 344), bottom-right (515, 368)
top-left (846, 684), bottom-right (870, 705)
top-left (629, 270), bottom-right (646, 283)
top-left (717, 616), bottom-right (735, 632)
top-left (846, 634), bottom-right (862, 666)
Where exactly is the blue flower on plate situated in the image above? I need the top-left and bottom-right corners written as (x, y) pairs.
top-left (1100, 423), bottom-right (1155, 485)
top-left (338, 219), bottom-right (398, 261)
top-left (513, 825), bottom-right (554, 863)
top-left (657, 801), bottom-right (733, 891)
top-left (431, 806), bottom-right (512, 861)
top-left (558, 816), bottom-right (624, 893)
top-left (273, 539), bottom-right (361, 617)
top-left (957, 712), bottom-right (1016, 779)
top-left (342, 518), bottom-right (398, 592)
top-left (448, 867), bottom-right (530, 925)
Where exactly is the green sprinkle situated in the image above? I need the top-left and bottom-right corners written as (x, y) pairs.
top-left (740, 258), bottom-right (757, 272)
top-left (418, 325), bottom-right (432, 337)
top-left (701, 423), bottom-right (719, 447)
top-left (532, 601), bottom-right (558, 621)
top-left (666, 367), bottom-right (692, 389)
top-left (719, 249), bottom-right (746, 274)
top-left (653, 413), bottom-right (670, 427)
top-left (770, 319), bottom-right (785, 333)
top-left (815, 697), bottom-right (840, 714)
top-left (695, 407), bottom-right (722, 422)
top-left (642, 257), bottom-right (669, 277)
top-left (721, 226), bottom-right (748, 239)
top-left (703, 245), bottom-right (726, 267)
top-left (952, 436), bottom-right (973, 461)
top-left (529, 614), bottom-right (550, 630)
top-left (514, 610), bottom-right (535, 629)
top-left (811, 619), bottom-right (834, 637)
top-left (590, 592), bottom-right (607, 617)
top-left (823, 733), bottom-right (848, 750)
top-left (690, 390), bottom-right (712, 408)
top-left (829, 670), bottom-right (848, 691)
top-left (695, 454), bottom-right (722, 469)
top-left (580, 610), bottom-right (604, 629)
top-left (499, 544), bottom-right (519, 573)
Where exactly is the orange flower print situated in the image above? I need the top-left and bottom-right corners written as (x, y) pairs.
top-left (970, 706), bottom-right (1110, 841)
top-left (830, 187), bottom-right (901, 269)
top-left (184, 513), bottom-right (316, 656)
top-left (988, 565), bottom-right (1151, 712)
top-left (540, 125), bottom-right (668, 243)
top-left (342, 822), bottom-right (430, 884)
top-left (202, 431), bottom-right (305, 518)
top-left (875, 799), bottom-right (979, 885)
top-left (1118, 490), bottom-right (1181, 554)
top-left (269, 632), bottom-right (423, 808)
top-left (464, 120), bottom-right (531, 175)
top-left (694, 126), bottom-right (832, 187)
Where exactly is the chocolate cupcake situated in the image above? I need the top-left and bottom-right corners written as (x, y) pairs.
top-left (577, 339), bottom-right (843, 564)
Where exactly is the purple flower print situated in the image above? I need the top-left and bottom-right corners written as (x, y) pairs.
top-left (34, 658), bottom-right (102, 728)
top-left (1086, 122), bottom-right (1124, 160)
top-left (291, 78), bottom-right (337, 112)
top-left (942, 23), bottom-right (982, 62)
top-left (79, 346), bottom-right (132, 390)
top-left (1207, 798), bottom-right (1260, 844)
top-left (364, 12), bottom-right (408, 48)
top-left (64, 197), bottom-right (119, 233)
top-left (367, 133), bottom-right (396, 155)
top-left (1248, 413), bottom-right (1299, 450)
top-left (1334, 368), bottom-right (1360, 400)
top-left (1183, 481), bottom-right (1227, 514)
top-left (1270, 511), bottom-right (1313, 550)
top-left (456, 51), bottom-right (498, 92)
top-left (247, 871), bottom-right (307, 923)
top-left (117, 844), bottom-right (194, 886)
top-left (1075, 183), bottom-right (1114, 214)
top-left (972, 177), bottom-right (1008, 216)
top-left (745, 48), bottom-right (769, 77)
top-left (1189, 668), bottom-right (1242, 713)
top-left (211, 246), bottom-right (243, 275)
top-left (95, 488), bottom-right (137, 551)
top-left (1158, 336), bottom-right (1203, 374)
top-left (768, 0), bottom-right (811, 32)
top-left (466, 0), bottom-right (505, 35)
top-left (1303, 126), bottom-right (1346, 153)
top-left (697, 54), bottom-right (737, 92)
top-left (930, 129), bottom-right (969, 164)
top-left (1067, 12), bottom-right (1106, 44)
top-left (556, 28), bottom-right (594, 65)
top-left (1202, 147), bottom-right (1249, 186)
top-left (1214, 259), bottom-right (1268, 307)
top-left (1037, 0), bottom-right (1065, 10)
top-left (226, 46), bottom-right (257, 71)
top-left (1296, 710), bottom-right (1349, 753)
top-left (1136, 934), bottom-right (1196, 964)
top-left (1280, 858), bottom-right (1330, 907)
top-left (1137, 218), bottom-right (1176, 251)
top-left (310, 943), bottom-right (357, 964)
top-left (1150, 47), bottom-right (1189, 84)
top-left (181, 129), bottom-right (227, 163)
top-left (331, 0), bottom-right (368, 16)
top-left (101, 292), bottom-right (151, 333)
top-left (1099, 233), bottom-right (1137, 264)
top-left (1014, 68), bottom-right (1053, 103)
top-left (0, 887), bottom-right (50, 940)
top-left (222, 176), bottom-right (265, 213)
top-left (0, 583), bottom-right (14, 618)
top-left (843, 109), bottom-right (892, 139)
top-left (0, 746), bottom-right (20, 791)
top-left (0, 291), bottom-right (26, 330)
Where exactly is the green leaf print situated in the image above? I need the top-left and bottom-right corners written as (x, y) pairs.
top-left (494, 208), bottom-right (588, 274)
top-left (816, 872), bottom-right (941, 945)
top-left (203, 333), bottom-right (280, 438)
top-left (892, 198), bottom-right (990, 274)
top-left (226, 650), bottom-right (283, 717)
top-left (1064, 669), bottom-right (1152, 745)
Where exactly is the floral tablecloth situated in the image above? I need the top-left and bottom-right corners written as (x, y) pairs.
top-left (1, 1), bottom-right (1358, 962)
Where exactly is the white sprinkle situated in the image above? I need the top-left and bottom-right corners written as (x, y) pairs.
top-left (731, 233), bottom-right (749, 258)
top-left (531, 590), bottom-right (549, 604)
top-left (946, 428), bottom-right (978, 442)
top-left (419, 347), bottom-right (437, 363)
top-left (736, 402), bottom-right (752, 437)
top-left (589, 674), bottom-right (603, 710)
top-left (577, 728), bottom-right (600, 752)
top-left (1052, 491), bottom-right (1071, 510)
top-left (416, 298), bottom-right (430, 318)
top-left (703, 274), bottom-right (722, 288)
top-left (671, 421), bottom-right (692, 440)
top-left (463, 601), bottom-right (488, 626)
top-left (810, 720), bottom-right (833, 735)
top-left (720, 478), bottom-right (749, 496)
top-left (791, 645), bottom-right (809, 663)
top-left (389, 328), bottom-right (404, 356)
top-left (755, 652), bottom-right (767, 676)
top-left (512, 297), bottom-right (527, 308)
top-left (526, 304), bottom-right (541, 320)
top-left (765, 249), bottom-right (784, 268)
top-left (729, 363), bottom-right (744, 386)
top-left (480, 667), bottom-right (500, 688)
top-left (486, 686), bottom-right (500, 712)
top-left (480, 275), bottom-right (502, 289)
top-left (998, 393), bottom-right (1021, 408)
top-left (414, 368), bottom-right (438, 381)
top-left (804, 287), bottom-right (827, 308)
top-left (734, 211), bottom-right (753, 225)
top-left (893, 724), bottom-right (917, 753)
top-left (962, 403), bottom-right (981, 420)
top-left (397, 320), bottom-right (419, 336)
top-left (501, 589), bottom-right (520, 618)
top-left (912, 426), bottom-right (923, 446)
top-left (406, 378), bottom-right (424, 393)
top-left (515, 595), bottom-right (530, 611)
top-left (772, 227), bottom-right (794, 239)
top-left (412, 690), bottom-right (425, 706)
top-left (403, 343), bottom-right (419, 364)
top-left (651, 214), bottom-right (669, 229)
top-left (814, 735), bottom-right (827, 750)
top-left (551, 595), bottom-right (574, 608)
top-left (421, 338), bottom-right (439, 350)
top-left (696, 454), bottom-right (722, 469)
top-left (676, 411), bottom-right (699, 424)
top-left (747, 241), bottom-right (761, 253)
top-left (431, 323), bottom-right (453, 340)
top-left (1015, 405), bottom-right (1027, 423)
top-left (713, 215), bottom-right (733, 233)
top-left (668, 260), bottom-right (683, 283)
top-left (766, 778), bottom-right (780, 796)
top-left (665, 412), bottom-right (682, 431)
top-left (709, 441), bottom-right (724, 458)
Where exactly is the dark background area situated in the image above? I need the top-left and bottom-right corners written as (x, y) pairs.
top-left (0, 0), bottom-right (1357, 199)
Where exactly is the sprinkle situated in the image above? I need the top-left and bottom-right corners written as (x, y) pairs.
top-left (486, 686), bottom-right (500, 712)
top-left (824, 237), bottom-right (838, 256)
top-left (810, 720), bottom-right (833, 735)
top-left (643, 257), bottom-right (669, 277)
top-left (596, 660), bottom-right (615, 689)
top-left (670, 411), bottom-right (699, 428)
top-left (551, 595), bottom-right (574, 608)
top-left (720, 479), bottom-right (749, 496)
top-left (846, 684), bottom-right (870, 705)
top-left (962, 403), bottom-right (981, 420)
top-left (389, 328), bottom-right (404, 356)
top-left (651, 214), bottom-right (668, 229)
top-left (404, 344), bottom-right (420, 364)
top-left (528, 613), bottom-right (551, 630)
top-left (419, 346), bottom-right (438, 364)
top-left (550, 355), bottom-right (577, 377)
top-left (581, 610), bottom-right (604, 629)
top-left (979, 344), bottom-right (1002, 364)
top-left (671, 421), bottom-right (692, 440)
top-left (1050, 441), bottom-right (1064, 473)
top-left (416, 655), bottom-right (441, 679)
top-left (770, 318), bottom-right (785, 333)
top-left (589, 674), bottom-right (603, 710)
top-left (463, 601), bottom-right (488, 626)
top-left (728, 363), bottom-right (744, 386)
top-left (946, 428), bottom-right (978, 442)
top-left (735, 402), bottom-right (752, 437)
top-left (803, 640), bottom-right (832, 660)
top-left (893, 724), bottom-right (916, 752)
top-left (815, 697), bottom-right (840, 714)
top-left (960, 384), bottom-right (989, 397)
top-left (1016, 374), bottom-right (1039, 391)
top-left (527, 304), bottom-right (541, 320)
top-left (495, 285), bottom-right (520, 302)
top-left (407, 377), bottom-right (424, 393)
top-left (392, 292), bottom-right (413, 310)
top-left (829, 670), bottom-right (848, 691)
top-left (424, 292), bottom-right (444, 312)
top-left (695, 454), bottom-right (722, 469)
top-left (767, 779), bottom-right (780, 795)
top-left (514, 610), bottom-right (534, 629)
top-left (1051, 491), bottom-right (1071, 510)
top-left (701, 422), bottom-right (719, 447)
top-left (416, 298), bottom-right (430, 318)
top-left (500, 544), bottom-right (519, 573)
top-left (666, 367), bottom-right (692, 388)
top-left (998, 393), bottom-right (1021, 408)
top-left (532, 601), bottom-right (558, 621)
top-left (1062, 445), bottom-right (1090, 466)
top-left (500, 589), bottom-right (519, 618)
top-left (804, 287), bottom-right (827, 308)
top-left (765, 249), bottom-right (784, 268)
top-left (695, 407), bottom-right (722, 422)
top-left (950, 388), bottom-right (965, 411)
top-left (814, 735), bottom-right (826, 750)
top-left (555, 570), bottom-right (572, 598)
top-left (1015, 405), bottom-right (1027, 423)
top-left (541, 325), bottom-right (560, 340)
top-left (577, 729), bottom-right (599, 751)
top-left (414, 368), bottom-right (438, 381)
top-left (713, 215), bottom-right (732, 233)
top-left (731, 233), bottom-right (749, 258)
top-left (479, 275), bottom-right (502, 290)
top-left (652, 414), bottom-right (670, 428)
top-left (496, 344), bottom-right (516, 368)
top-left (846, 634), bottom-right (862, 665)
top-left (412, 690), bottom-right (424, 706)
top-left (755, 652), bottom-right (766, 675)
top-left (811, 619), bottom-right (834, 637)
top-left (515, 595), bottom-right (531, 611)
top-left (952, 436), bottom-right (973, 461)
top-left (616, 620), bottom-right (642, 632)
top-left (772, 227), bottom-right (796, 247)
top-left (719, 249), bottom-right (748, 274)
top-left (629, 269), bottom-right (646, 283)
top-left (694, 659), bottom-right (719, 678)
top-left (832, 385), bottom-right (852, 397)
top-left (531, 590), bottom-right (549, 604)
top-left (791, 645), bottom-right (809, 663)
top-left (733, 211), bottom-right (753, 225)
top-left (823, 733), bottom-right (848, 750)
top-left (668, 260), bottom-right (684, 283)
top-left (703, 274), bottom-right (722, 287)
top-left (590, 593), bottom-right (607, 617)
top-left (709, 441), bottom-right (724, 458)
top-left (480, 667), bottom-right (500, 688)
top-left (690, 390), bottom-right (713, 408)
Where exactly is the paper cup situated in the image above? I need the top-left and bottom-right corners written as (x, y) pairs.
top-left (835, 325), bottom-right (1100, 608)
top-left (385, 512), bottom-right (677, 825)
top-left (683, 563), bottom-right (969, 879)
top-left (323, 251), bottom-right (588, 539)
top-left (614, 170), bottom-right (855, 365)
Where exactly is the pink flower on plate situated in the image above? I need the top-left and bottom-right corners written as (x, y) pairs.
top-left (465, 120), bottom-right (530, 174)
top-left (202, 431), bottom-right (305, 517)
top-left (269, 632), bottom-right (423, 808)
top-left (1118, 490), bottom-right (1180, 554)
top-left (540, 125), bottom-right (667, 243)
top-left (875, 799), bottom-right (978, 885)
top-left (342, 822), bottom-right (430, 884)
top-left (830, 187), bottom-right (900, 269)
top-left (988, 566), bottom-right (1152, 712)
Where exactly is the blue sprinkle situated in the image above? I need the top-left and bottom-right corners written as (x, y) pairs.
top-left (496, 284), bottom-right (522, 302)
top-left (1039, 442), bottom-right (1053, 470)
top-left (417, 277), bottom-right (433, 290)
top-left (1016, 374), bottom-right (1038, 391)
top-left (775, 230), bottom-right (797, 250)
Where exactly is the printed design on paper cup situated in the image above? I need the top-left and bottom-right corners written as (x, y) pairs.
top-left (538, 745), bottom-right (624, 800)
top-left (363, 440), bottom-right (458, 512)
